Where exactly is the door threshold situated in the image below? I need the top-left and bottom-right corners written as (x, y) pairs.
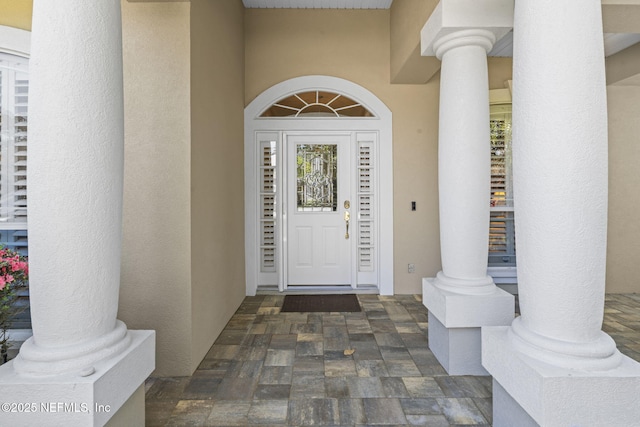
top-left (256, 285), bottom-right (379, 295)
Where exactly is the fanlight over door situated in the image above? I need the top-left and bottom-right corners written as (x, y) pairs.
top-left (261, 90), bottom-right (373, 118)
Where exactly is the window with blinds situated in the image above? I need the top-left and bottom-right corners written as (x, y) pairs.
top-left (0, 52), bottom-right (29, 256)
top-left (0, 52), bottom-right (30, 330)
top-left (489, 104), bottom-right (515, 267)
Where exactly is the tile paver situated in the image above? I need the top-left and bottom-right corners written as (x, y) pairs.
top-left (146, 293), bottom-right (640, 426)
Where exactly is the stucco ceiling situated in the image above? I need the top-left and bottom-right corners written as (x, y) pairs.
top-left (489, 31), bottom-right (640, 58)
top-left (242, 0), bottom-right (393, 9)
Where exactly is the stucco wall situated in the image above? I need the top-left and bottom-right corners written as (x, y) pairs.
top-left (120, 1), bottom-right (193, 376)
top-left (190, 0), bottom-right (246, 373)
top-left (245, 9), bottom-right (514, 294)
top-left (606, 85), bottom-right (640, 293)
top-left (4, 0), bottom-right (247, 378)
top-left (245, 9), bottom-right (441, 294)
top-left (0, 0), bottom-right (31, 30)
top-left (390, 0), bottom-right (440, 83)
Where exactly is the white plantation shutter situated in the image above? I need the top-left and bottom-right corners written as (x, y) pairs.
top-left (356, 133), bottom-right (378, 286)
top-left (260, 141), bottom-right (276, 272)
top-left (0, 52), bottom-right (29, 256)
top-left (357, 140), bottom-right (374, 272)
top-left (258, 133), bottom-right (279, 286)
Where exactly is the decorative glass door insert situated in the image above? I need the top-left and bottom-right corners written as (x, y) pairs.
top-left (296, 144), bottom-right (337, 212)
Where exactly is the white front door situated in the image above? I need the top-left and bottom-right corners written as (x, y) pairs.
top-left (286, 134), bottom-right (352, 286)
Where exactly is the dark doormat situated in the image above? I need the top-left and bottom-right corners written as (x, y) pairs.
top-left (281, 294), bottom-right (361, 313)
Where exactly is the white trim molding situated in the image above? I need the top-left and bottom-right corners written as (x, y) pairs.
top-left (0, 26), bottom-right (31, 57)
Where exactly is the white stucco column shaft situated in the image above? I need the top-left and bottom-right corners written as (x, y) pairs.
top-left (420, 0), bottom-right (514, 295)
top-left (13, 0), bottom-right (131, 375)
top-left (420, 0), bottom-right (515, 376)
top-left (483, 2), bottom-right (640, 424)
top-left (433, 30), bottom-right (496, 294)
top-left (508, 0), bottom-right (620, 370)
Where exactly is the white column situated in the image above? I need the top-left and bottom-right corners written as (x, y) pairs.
top-left (482, 1), bottom-right (640, 425)
top-left (13, 0), bottom-right (130, 376)
top-left (434, 29), bottom-right (496, 295)
top-left (420, 0), bottom-right (515, 375)
top-left (0, 1), bottom-right (155, 425)
top-left (508, 0), bottom-right (619, 370)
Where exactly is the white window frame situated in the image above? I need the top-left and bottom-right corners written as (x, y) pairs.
top-left (488, 87), bottom-right (517, 286)
top-left (0, 27), bottom-right (30, 256)
top-left (0, 25), bottom-right (31, 340)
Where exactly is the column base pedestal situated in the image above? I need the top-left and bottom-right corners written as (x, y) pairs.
top-left (483, 326), bottom-right (640, 426)
top-left (428, 311), bottom-right (490, 375)
top-left (422, 277), bottom-right (514, 375)
top-left (0, 330), bottom-right (155, 427)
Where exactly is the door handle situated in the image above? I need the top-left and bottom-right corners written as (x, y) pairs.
top-left (344, 211), bottom-right (350, 239)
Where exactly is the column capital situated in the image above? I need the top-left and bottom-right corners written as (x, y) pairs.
top-left (421, 0), bottom-right (514, 58)
top-left (431, 29), bottom-right (497, 60)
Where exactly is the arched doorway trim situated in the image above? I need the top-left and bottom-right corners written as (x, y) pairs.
top-left (245, 75), bottom-right (393, 295)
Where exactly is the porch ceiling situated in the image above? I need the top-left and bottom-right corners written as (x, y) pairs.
top-left (240, 0), bottom-right (640, 85)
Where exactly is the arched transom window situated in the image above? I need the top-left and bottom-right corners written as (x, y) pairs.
top-left (260, 90), bottom-right (374, 118)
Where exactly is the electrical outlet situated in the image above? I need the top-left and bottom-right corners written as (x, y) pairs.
top-left (408, 263), bottom-right (415, 273)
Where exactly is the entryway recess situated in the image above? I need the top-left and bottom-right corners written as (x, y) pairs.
top-left (244, 76), bottom-right (393, 295)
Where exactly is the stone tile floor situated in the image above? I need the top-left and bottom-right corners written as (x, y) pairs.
top-left (145, 293), bottom-right (640, 426)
